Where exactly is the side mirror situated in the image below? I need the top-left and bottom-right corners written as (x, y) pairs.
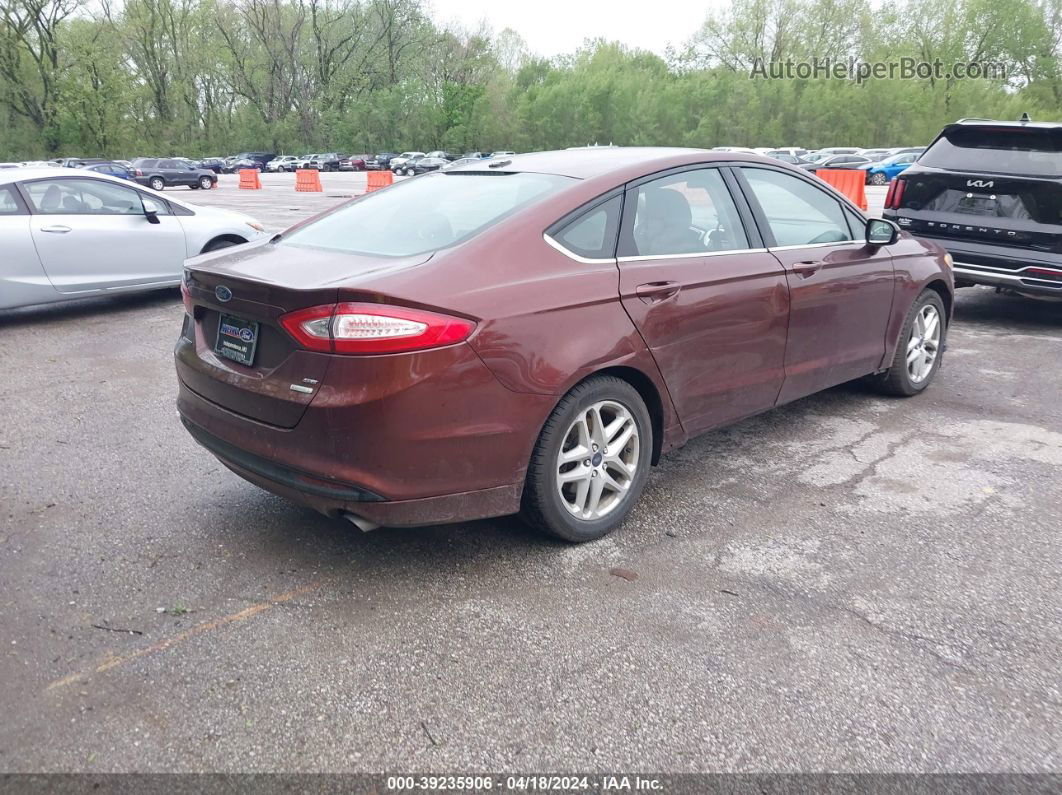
top-left (866, 218), bottom-right (899, 246)
top-left (143, 198), bottom-right (162, 225)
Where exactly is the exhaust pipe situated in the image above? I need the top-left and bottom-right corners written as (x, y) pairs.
top-left (342, 512), bottom-right (380, 533)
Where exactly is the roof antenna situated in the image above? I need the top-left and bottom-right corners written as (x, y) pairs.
top-left (1019, 112), bottom-right (1031, 123)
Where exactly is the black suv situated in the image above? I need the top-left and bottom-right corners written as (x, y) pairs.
top-left (231, 152), bottom-right (276, 171)
top-left (883, 117), bottom-right (1062, 297)
top-left (132, 158), bottom-right (217, 191)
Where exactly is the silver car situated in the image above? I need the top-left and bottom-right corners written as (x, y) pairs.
top-left (0, 168), bottom-right (268, 310)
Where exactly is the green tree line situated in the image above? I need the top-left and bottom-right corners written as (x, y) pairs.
top-left (1, 0), bottom-right (1060, 160)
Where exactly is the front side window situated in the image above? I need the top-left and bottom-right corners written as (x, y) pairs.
top-left (281, 171), bottom-right (572, 258)
top-left (740, 168), bottom-right (853, 246)
top-left (624, 168), bottom-right (749, 257)
top-left (24, 178), bottom-right (146, 215)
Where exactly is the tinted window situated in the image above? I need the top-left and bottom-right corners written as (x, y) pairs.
top-left (160, 160), bottom-right (181, 169)
top-left (281, 171), bottom-right (572, 257)
top-left (135, 159), bottom-right (158, 168)
top-left (0, 185), bottom-right (22, 214)
top-left (920, 126), bottom-right (1062, 177)
top-left (24, 178), bottom-right (146, 215)
top-left (741, 168), bottom-right (853, 246)
top-left (627, 168), bottom-right (749, 257)
top-left (551, 195), bottom-right (622, 259)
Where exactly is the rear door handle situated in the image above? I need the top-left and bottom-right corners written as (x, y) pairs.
top-left (40, 225), bottom-right (71, 234)
top-left (635, 281), bottom-right (681, 304)
top-left (792, 260), bottom-right (824, 277)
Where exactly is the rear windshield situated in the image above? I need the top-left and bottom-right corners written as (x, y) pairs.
top-left (920, 127), bottom-right (1062, 177)
top-left (280, 171), bottom-right (573, 257)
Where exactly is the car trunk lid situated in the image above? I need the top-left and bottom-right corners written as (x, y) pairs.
top-left (178, 241), bottom-right (433, 428)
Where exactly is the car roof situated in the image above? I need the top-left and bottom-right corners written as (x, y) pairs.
top-left (449, 147), bottom-right (771, 179)
top-left (0, 168), bottom-right (191, 206)
top-left (950, 118), bottom-right (1062, 130)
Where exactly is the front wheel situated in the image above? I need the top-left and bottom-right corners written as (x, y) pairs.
top-left (869, 172), bottom-right (888, 185)
top-left (199, 176), bottom-right (214, 190)
top-left (873, 289), bottom-right (946, 396)
top-left (149, 177), bottom-right (165, 191)
top-left (522, 376), bottom-right (652, 542)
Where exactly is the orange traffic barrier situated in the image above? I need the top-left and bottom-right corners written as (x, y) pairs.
top-left (295, 168), bottom-right (323, 192)
top-left (815, 169), bottom-right (867, 211)
top-left (238, 168), bottom-right (261, 190)
top-left (366, 170), bottom-right (393, 193)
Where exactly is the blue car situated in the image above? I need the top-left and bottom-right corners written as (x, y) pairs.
top-left (81, 161), bottom-right (134, 181)
top-left (860, 152), bottom-right (919, 185)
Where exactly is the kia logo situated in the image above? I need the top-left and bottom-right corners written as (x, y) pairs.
top-left (967, 179), bottom-right (994, 189)
top-left (215, 285), bottom-right (233, 302)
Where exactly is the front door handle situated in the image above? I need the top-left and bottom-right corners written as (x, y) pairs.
top-left (635, 281), bottom-right (681, 304)
top-left (40, 225), bottom-right (71, 234)
top-left (792, 260), bottom-right (824, 277)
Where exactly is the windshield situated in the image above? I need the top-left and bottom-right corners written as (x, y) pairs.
top-left (280, 171), bottom-right (573, 257)
top-left (920, 127), bottom-right (1062, 177)
top-left (803, 153), bottom-right (830, 163)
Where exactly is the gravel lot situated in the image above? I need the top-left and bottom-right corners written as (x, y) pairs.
top-left (0, 173), bottom-right (1059, 774)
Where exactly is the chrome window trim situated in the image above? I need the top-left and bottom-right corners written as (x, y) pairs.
top-left (617, 247), bottom-right (768, 263)
top-left (542, 233), bottom-right (616, 264)
top-left (767, 240), bottom-right (857, 252)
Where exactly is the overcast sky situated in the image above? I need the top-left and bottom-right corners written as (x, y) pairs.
top-left (428, 0), bottom-right (712, 58)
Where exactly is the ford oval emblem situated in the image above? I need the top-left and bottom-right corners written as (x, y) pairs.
top-left (215, 285), bottom-right (233, 303)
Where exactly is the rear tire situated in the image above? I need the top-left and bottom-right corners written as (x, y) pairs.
top-left (521, 376), bottom-right (652, 543)
top-left (149, 177), bottom-right (165, 191)
top-left (870, 172), bottom-right (888, 185)
top-left (873, 289), bottom-right (946, 396)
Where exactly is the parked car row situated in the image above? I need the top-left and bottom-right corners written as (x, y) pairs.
top-left (711, 145), bottom-right (927, 183)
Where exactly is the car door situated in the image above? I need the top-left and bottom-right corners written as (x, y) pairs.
top-left (20, 177), bottom-right (188, 293)
top-left (158, 159), bottom-right (188, 186)
top-left (733, 165), bottom-right (895, 404)
top-left (615, 166), bottom-right (790, 435)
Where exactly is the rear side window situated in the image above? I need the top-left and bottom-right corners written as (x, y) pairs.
top-left (622, 168), bottom-right (750, 257)
top-left (281, 171), bottom-right (572, 257)
top-left (549, 195), bottom-right (622, 259)
top-left (920, 126), bottom-right (1062, 177)
top-left (136, 159), bottom-right (157, 168)
top-left (0, 185), bottom-right (23, 214)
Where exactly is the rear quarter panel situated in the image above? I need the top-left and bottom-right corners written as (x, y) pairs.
top-left (0, 216), bottom-right (55, 310)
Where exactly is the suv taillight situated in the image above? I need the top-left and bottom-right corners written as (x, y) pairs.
top-left (280, 303), bottom-right (476, 355)
top-left (884, 177), bottom-right (906, 209)
top-left (135, 168), bottom-right (143, 176)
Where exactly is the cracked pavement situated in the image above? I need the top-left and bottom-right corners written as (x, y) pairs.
top-left (0, 187), bottom-right (1059, 772)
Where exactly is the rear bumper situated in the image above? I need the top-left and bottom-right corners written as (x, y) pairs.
top-left (891, 231), bottom-right (1062, 295)
top-left (181, 416), bottom-right (523, 527)
top-left (175, 339), bottom-right (555, 527)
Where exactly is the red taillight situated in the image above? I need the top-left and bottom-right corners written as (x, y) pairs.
top-left (279, 302), bottom-right (476, 355)
top-left (135, 168), bottom-right (143, 177)
top-left (884, 177), bottom-right (906, 209)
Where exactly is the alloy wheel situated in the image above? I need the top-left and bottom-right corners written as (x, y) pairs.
top-left (907, 304), bottom-right (941, 383)
top-left (555, 400), bottom-right (640, 520)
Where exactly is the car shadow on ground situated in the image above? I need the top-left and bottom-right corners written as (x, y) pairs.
top-left (0, 288), bottom-right (180, 329)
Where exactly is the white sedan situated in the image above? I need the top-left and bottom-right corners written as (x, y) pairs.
top-left (0, 168), bottom-right (268, 310)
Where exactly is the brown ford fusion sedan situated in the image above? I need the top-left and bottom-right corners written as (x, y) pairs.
top-left (176, 148), bottom-right (953, 542)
